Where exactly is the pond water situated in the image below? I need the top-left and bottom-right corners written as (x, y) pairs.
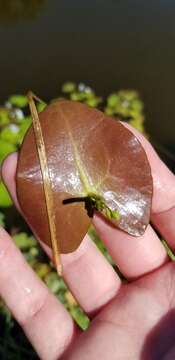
top-left (0, 0), bottom-right (175, 167)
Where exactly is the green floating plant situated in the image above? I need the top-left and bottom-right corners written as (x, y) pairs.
top-left (105, 90), bottom-right (145, 133)
top-left (62, 82), bottom-right (76, 93)
top-left (0, 212), bottom-right (5, 227)
top-left (0, 139), bottom-right (16, 163)
top-left (0, 181), bottom-right (12, 207)
top-left (13, 232), bottom-right (37, 250)
top-left (62, 82), bottom-right (102, 108)
top-left (0, 108), bottom-right (10, 126)
top-left (7, 95), bottom-right (28, 108)
top-left (0, 100), bottom-right (32, 207)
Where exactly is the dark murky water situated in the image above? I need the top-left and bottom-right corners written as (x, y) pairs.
top-left (0, 0), bottom-right (175, 165)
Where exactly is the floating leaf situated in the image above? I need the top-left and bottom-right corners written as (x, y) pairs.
top-left (45, 272), bottom-right (66, 294)
top-left (37, 102), bottom-right (47, 113)
top-left (18, 116), bottom-right (32, 143)
top-left (0, 108), bottom-right (10, 126)
top-left (8, 95), bottom-right (28, 108)
top-left (62, 82), bottom-right (76, 94)
top-left (0, 212), bottom-right (5, 227)
top-left (0, 124), bottom-right (20, 145)
top-left (0, 139), bottom-right (16, 163)
top-left (0, 181), bottom-right (13, 207)
top-left (13, 232), bottom-right (37, 250)
top-left (33, 263), bottom-right (51, 279)
top-left (107, 94), bottom-right (119, 108)
top-left (16, 100), bottom-right (153, 254)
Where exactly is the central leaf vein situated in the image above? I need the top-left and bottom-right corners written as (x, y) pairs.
top-left (63, 112), bottom-right (95, 195)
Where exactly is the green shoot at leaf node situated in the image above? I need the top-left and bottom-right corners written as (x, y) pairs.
top-left (63, 193), bottom-right (120, 222)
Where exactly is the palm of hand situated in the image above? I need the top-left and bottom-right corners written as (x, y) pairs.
top-left (66, 262), bottom-right (175, 360)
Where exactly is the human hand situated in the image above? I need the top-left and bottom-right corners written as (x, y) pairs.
top-left (1, 125), bottom-right (175, 360)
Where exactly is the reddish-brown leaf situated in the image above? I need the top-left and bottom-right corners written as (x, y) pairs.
top-left (16, 100), bottom-right (153, 254)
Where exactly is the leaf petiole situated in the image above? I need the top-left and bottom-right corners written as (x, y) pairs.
top-left (27, 92), bottom-right (62, 276)
top-left (162, 240), bottom-right (175, 261)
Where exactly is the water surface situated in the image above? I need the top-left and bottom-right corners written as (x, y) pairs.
top-left (0, 0), bottom-right (175, 159)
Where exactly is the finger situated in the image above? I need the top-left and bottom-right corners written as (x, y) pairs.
top-left (61, 235), bottom-right (120, 315)
top-left (93, 214), bottom-right (167, 279)
top-left (152, 207), bottom-right (175, 250)
top-left (39, 234), bottom-right (121, 315)
top-left (2, 153), bottom-right (121, 315)
top-left (0, 227), bottom-right (75, 360)
top-left (1, 152), bottom-right (19, 210)
top-left (123, 123), bottom-right (175, 246)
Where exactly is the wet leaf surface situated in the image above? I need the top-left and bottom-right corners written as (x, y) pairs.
top-left (16, 100), bottom-right (153, 253)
